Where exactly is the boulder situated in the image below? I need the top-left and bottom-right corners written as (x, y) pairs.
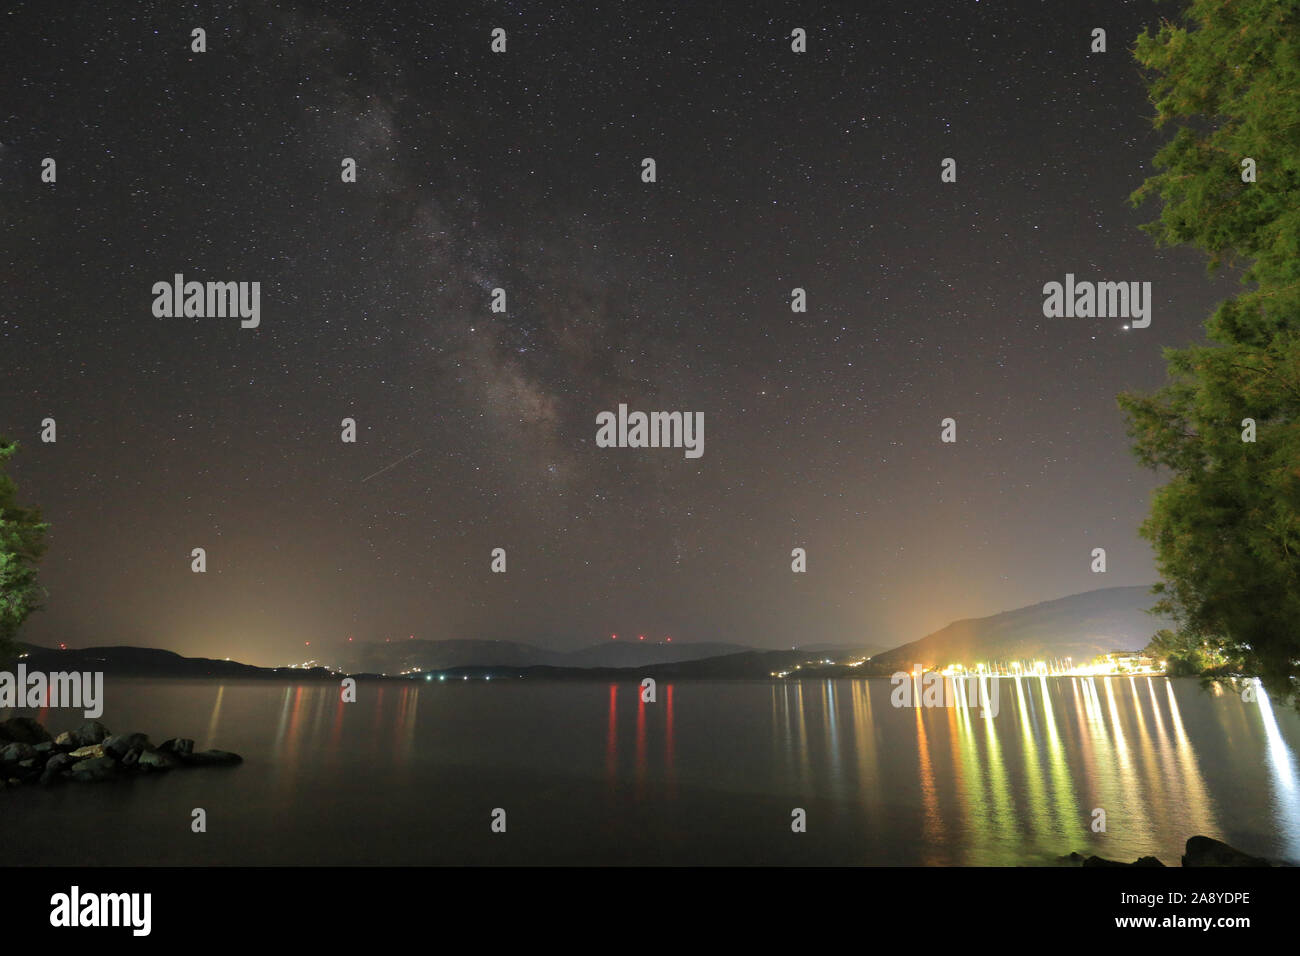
top-left (1182, 836), bottom-right (1272, 867)
top-left (70, 755), bottom-right (117, 782)
top-left (0, 717), bottom-right (52, 745)
top-left (43, 752), bottom-right (73, 775)
top-left (137, 749), bottom-right (181, 771)
top-left (34, 741), bottom-right (54, 754)
top-left (37, 754), bottom-right (71, 785)
top-left (1, 742), bottom-right (37, 764)
top-left (71, 720), bottom-right (110, 746)
top-left (103, 733), bottom-right (150, 759)
top-left (160, 738), bottom-right (195, 756)
top-left (68, 744), bottom-right (105, 760)
top-left (54, 731), bottom-right (74, 747)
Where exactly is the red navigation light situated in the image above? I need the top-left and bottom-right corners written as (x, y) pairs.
top-left (638, 634), bottom-right (644, 641)
top-left (611, 633), bottom-right (617, 640)
top-left (305, 641), bottom-right (311, 646)
top-left (666, 636), bottom-right (672, 642)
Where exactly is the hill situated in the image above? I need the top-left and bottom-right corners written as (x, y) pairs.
top-left (342, 637), bottom-right (764, 674)
top-left (867, 586), bottom-right (1169, 671)
top-left (15, 645), bottom-right (336, 679)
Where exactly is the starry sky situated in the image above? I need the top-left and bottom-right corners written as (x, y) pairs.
top-left (0, 0), bottom-right (1238, 666)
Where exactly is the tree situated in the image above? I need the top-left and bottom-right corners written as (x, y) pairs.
top-left (1120, 0), bottom-right (1300, 703)
top-left (0, 438), bottom-right (49, 664)
top-left (1145, 628), bottom-right (1237, 678)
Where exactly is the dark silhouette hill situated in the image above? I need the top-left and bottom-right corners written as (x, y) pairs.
top-left (867, 586), bottom-right (1169, 671)
top-left (9, 588), bottom-right (1163, 680)
top-left (16, 645), bottom-right (335, 679)
top-left (343, 637), bottom-right (767, 674)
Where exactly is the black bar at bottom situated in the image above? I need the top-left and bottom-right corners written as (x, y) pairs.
top-left (6, 864), bottom-right (1290, 941)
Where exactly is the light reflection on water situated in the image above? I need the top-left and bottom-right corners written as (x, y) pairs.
top-left (778, 675), bottom-right (1299, 864)
top-left (1, 676), bottom-right (1297, 865)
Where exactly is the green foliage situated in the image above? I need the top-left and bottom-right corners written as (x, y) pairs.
top-left (0, 438), bottom-right (49, 664)
top-left (1144, 627), bottom-right (1239, 677)
top-left (1122, 0), bottom-right (1300, 703)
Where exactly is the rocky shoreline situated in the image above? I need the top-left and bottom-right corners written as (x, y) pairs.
top-left (1058, 835), bottom-right (1281, 867)
top-left (0, 717), bottom-right (241, 789)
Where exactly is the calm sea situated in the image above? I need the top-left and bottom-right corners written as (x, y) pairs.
top-left (2, 676), bottom-right (1298, 865)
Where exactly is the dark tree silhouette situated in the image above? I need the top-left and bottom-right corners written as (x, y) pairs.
top-left (0, 438), bottom-right (49, 664)
top-left (1121, 0), bottom-right (1300, 702)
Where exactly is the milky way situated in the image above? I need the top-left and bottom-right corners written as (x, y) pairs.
top-left (0, 1), bottom-right (1239, 664)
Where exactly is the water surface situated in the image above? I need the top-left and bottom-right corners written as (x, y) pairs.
top-left (2, 676), bottom-right (1297, 865)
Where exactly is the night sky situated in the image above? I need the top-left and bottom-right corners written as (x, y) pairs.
top-left (1, 1), bottom-right (1238, 666)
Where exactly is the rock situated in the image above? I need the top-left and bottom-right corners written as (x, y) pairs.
top-left (70, 755), bottom-right (117, 782)
top-left (71, 720), bottom-right (110, 746)
top-left (71, 754), bottom-right (116, 772)
top-left (103, 733), bottom-right (150, 759)
top-left (137, 749), bottom-right (180, 771)
top-left (1, 742), bottom-right (37, 763)
top-left (185, 749), bottom-right (242, 766)
top-left (1082, 854), bottom-right (1165, 867)
top-left (39, 752), bottom-right (73, 784)
top-left (0, 717), bottom-right (52, 745)
top-left (0, 720), bottom-right (241, 784)
top-left (1182, 836), bottom-right (1272, 867)
top-left (44, 752), bottom-right (72, 774)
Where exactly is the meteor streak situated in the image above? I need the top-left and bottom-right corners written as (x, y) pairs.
top-left (360, 448), bottom-right (423, 483)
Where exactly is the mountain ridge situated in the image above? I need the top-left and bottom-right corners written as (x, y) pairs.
top-left (867, 585), bottom-right (1167, 671)
top-left (7, 585), bottom-right (1167, 678)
